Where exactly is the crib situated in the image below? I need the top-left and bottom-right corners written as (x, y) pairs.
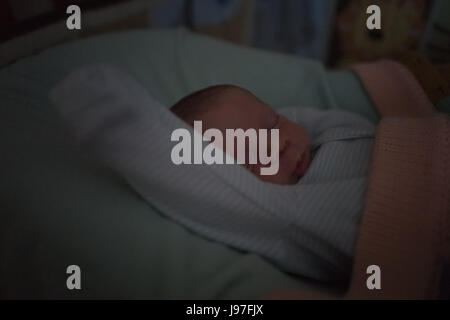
top-left (0, 27), bottom-right (448, 299)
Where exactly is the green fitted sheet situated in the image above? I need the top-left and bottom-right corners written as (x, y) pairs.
top-left (0, 28), bottom-right (376, 298)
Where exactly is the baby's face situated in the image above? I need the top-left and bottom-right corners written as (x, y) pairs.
top-left (200, 89), bottom-right (311, 185)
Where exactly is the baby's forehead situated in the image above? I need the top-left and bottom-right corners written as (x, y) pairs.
top-left (207, 98), bottom-right (273, 130)
top-left (216, 89), bottom-right (271, 113)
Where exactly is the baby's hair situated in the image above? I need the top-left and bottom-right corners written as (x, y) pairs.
top-left (170, 84), bottom-right (245, 125)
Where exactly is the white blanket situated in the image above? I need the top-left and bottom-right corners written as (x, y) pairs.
top-left (50, 65), bottom-right (375, 282)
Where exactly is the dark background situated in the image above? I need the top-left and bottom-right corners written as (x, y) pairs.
top-left (1, 0), bottom-right (448, 67)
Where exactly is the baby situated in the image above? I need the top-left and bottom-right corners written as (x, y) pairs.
top-left (171, 85), bottom-right (312, 185)
top-left (169, 84), bottom-right (378, 281)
